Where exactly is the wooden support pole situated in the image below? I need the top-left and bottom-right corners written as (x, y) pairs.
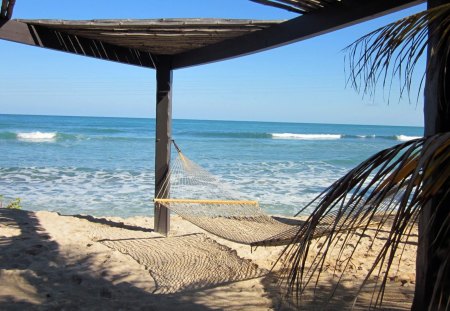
top-left (413, 0), bottom-right (450, 309)
top-left (154, 56), bottom-right (173, 235)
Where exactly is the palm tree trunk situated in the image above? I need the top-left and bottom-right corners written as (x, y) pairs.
top-left (413, 0), bottom-right (450, 309)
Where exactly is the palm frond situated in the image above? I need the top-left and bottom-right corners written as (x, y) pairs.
top-left (345, 3), bottom-right (450, 105)
top-left (279, 133), bottom-right (450, 309)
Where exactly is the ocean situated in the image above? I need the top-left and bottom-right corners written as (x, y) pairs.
top-left (0, 114), bottom-right (423, 217)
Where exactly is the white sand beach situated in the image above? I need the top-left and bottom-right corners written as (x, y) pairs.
top-left (0, 208), bottom-right (417, 310)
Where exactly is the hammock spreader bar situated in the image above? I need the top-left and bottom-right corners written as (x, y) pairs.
top-left (154, 198), bottom-right (259, 205)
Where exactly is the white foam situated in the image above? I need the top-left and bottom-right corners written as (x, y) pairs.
top-left (396, 135), bottom-right (422, 141)
top-left (357, 134), bottom-right (376, 139)
top-left (17, 132), bottom-right (57, 142)
top-left (0, 167), bottom-right (154, 217)
top-left (204, 160), bottom-right (347, 216)
top-left (271, 133), bottom-right (342, 140)
top-left (0, 160), bottom-right (347, 217)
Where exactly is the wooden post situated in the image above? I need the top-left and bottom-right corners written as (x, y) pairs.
top-left (413, 0), bottom-right (450, 309)
top-left (154, 56), bottom-right (173, 235)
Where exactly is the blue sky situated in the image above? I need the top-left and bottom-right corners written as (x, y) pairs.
top-left (0, 1), bottom-right (426, 126)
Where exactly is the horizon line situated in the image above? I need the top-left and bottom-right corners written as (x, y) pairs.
top-left (0, 113), bottom-right (424, 128)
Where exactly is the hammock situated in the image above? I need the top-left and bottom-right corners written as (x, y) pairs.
top-left (154, 141), bottom-right (397, 247)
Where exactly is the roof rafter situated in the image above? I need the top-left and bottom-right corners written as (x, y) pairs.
top-left (250, 0), bottom-right (306, 14)
top-left (251, 0), bottom-right (325, 13)
top-left (0, 19), bottom-right (158, 68)
top-left (0, 0), bottom-right (16, 20)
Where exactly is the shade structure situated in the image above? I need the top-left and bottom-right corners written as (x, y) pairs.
top-left (0, 0), bottom-right (426, 235)
top-left (0, 0), bottom-right (423, 69)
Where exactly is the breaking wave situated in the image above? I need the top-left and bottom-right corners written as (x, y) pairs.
top-left (17, 132), bottom-right (57, 142)
top-left (271, 133), bottom-right (342, 140)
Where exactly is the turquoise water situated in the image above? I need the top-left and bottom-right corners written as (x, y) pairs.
top-left (0, 114), bottom-right (423, 217)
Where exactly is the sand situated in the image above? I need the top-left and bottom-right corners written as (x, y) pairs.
top-left (0, 208), bottom-right (417, 310)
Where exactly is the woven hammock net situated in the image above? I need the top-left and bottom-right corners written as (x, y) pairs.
top-left (155, 143), bottom-right (402, 246)
top-left (155, 148), bottom-right (297, 245)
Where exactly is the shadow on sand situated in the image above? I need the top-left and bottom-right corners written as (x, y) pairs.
top-left (262, 269), bottom-right (415, 310)
top-left (1, 209), bottom-right (416, 310)
top-left (0, 209), bottom-right (250, 310)
top-left (1, 209), bottom-right (273, 310)
top-left (72, 214), bottom-right (154, 233)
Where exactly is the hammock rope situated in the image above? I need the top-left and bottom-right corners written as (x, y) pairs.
top-left (154, 141), bottom-right (301, 245)
top-left (154, 141), bottom-right (400, 246)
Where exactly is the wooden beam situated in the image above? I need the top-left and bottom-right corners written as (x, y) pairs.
top-left (0, 20), bottom-right (156, 69)
top-left (173, 0), bottom-right (424, 69)
top-left (1, 0), bottom-right (15, 19)
top-left (154, 56), bottom-right (173, 235)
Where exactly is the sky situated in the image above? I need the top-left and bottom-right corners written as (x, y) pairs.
top-left (0, 1), bottom-right (427, 126)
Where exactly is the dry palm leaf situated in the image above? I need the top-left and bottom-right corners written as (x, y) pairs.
top-left (279, 132), bottom-right (450, 309)
top-left (345, 3), bottom-right (450, 106)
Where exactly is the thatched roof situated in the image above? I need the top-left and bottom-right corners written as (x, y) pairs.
top-left (10, 0), bottom-right (342, 60)
top-left (18, 19), bottom-right (283, 56)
